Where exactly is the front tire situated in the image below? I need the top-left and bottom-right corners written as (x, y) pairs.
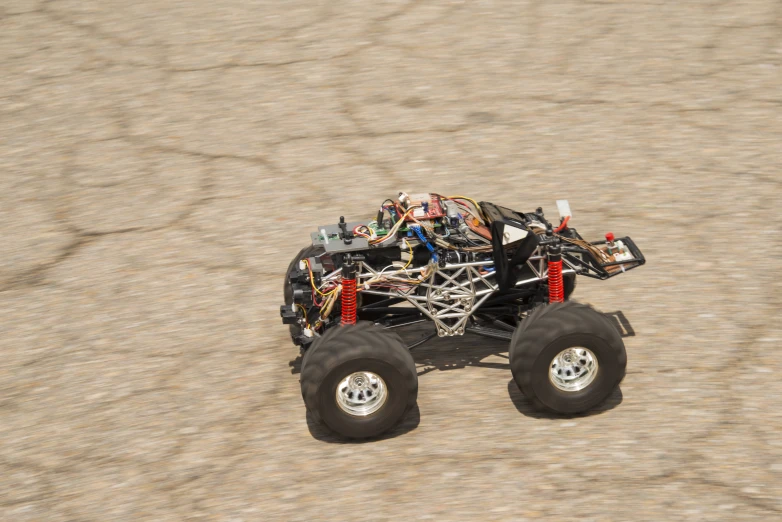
top-left (509, 301), bottom-right (626, 414)
top-left (301, 322), bottom-right (418, 439)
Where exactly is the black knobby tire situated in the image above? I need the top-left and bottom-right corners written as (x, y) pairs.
top-left (301, 322), bottom-right (418, 439)
top-left (563, 273), bottom-right (576, 300)
top-left (510, 301), bottom-right (626, 414)
top-left (283, 245), bottom-right (323, 342)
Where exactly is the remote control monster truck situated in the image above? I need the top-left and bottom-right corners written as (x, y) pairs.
top-left (281, 193), bottom-right (645, 439)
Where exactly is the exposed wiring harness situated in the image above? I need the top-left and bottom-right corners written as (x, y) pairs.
top-left (364, 238), bottom-right (417, 287)
top-left (370, 206), bottom-right (420, 245)
top-left (557, 235), bottom-right (611, 262)
top-left (295, 303), bottom-right (310, 328)
top-left (353, 224), bottom-right (375, 240)
top-left (446, 195), bottom-right (486, 222)
top-left (304, 259), bottom-right (339, 297)
top-left (297, 194), bottom-right (606, 333)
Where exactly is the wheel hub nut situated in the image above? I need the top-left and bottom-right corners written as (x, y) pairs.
top-left (549, 347), bottom-right (599, 392)
top-left (336, 371), bottom-right (388, 417)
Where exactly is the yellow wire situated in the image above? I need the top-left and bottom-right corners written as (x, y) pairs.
top-left (447, 195), bottom-right (485, 221)
top-left (304, 259), bottom-right (339, 297)
top-left (393, 240), bottom-right (423, 285)
top-left (401, 238), bottom-right (413, 270)
top-left (295, 303), bottom-right (310, 328)
top-left (370, 206), bottom-right (419, 244)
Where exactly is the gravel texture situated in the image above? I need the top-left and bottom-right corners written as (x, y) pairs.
top-left (1, 1), bottom-right (781, 520)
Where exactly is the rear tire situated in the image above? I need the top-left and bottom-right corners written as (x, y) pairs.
top-left (301, 322), bottom-right (418, 439)
top-left (509, 301), bottom-right (626, 414)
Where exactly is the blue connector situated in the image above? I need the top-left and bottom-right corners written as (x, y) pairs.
top-left (410, 225), bottom-right (438, 262)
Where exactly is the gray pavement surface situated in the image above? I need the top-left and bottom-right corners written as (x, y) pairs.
top-left (1, 0), bottom-right (781, 520)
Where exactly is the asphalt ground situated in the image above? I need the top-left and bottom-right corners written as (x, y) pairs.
top-left (1, 1), bottom-right (781, 520)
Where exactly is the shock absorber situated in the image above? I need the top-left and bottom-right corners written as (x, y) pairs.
top-left (341, 256), bottom-right (357, 325)
top-left (547, 244), bottom-right (564, 303)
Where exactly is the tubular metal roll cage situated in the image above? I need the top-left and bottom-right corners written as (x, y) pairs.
top-left (317, 247), bottom-right (579, 338)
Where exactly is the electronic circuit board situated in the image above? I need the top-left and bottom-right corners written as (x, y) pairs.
top-left (403, 193), bottom-right (445, 221)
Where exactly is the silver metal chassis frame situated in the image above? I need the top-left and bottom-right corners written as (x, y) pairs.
top-left (320, 247), bottom-right (578, 337)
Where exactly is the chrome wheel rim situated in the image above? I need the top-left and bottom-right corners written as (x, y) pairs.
top-left (549, 347), bottom-right (598, 392)
top-left (335, 371), bottom-right (388, 416)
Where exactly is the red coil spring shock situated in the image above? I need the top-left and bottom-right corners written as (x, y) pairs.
top-left (341, 278), bottom-right (357, 325)
top-left (547, 245), bottom-right (564, 303)
top-left (340, 258), bottom-right (357, 325)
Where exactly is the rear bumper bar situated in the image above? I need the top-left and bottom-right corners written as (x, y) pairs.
top-left (562, 235), bottom-right (645, 280)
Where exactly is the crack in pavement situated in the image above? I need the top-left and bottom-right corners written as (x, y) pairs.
top-left (2, 0), bottom-right (782, 519)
